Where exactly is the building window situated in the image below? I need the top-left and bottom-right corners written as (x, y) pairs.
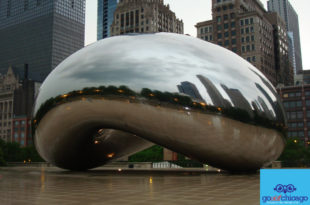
top-left (296, 101), bottom-right (302, 107)
top-left (224, 32), bottom-right (229, 37)
top-left (298, 122), bottom-right (304, 128)
top-left (205, 27), bottom-right (208, 33)
top-left (231, 22), bottom-right (235, 28)
top-left (297, 111), bottom-right (303, 119)
top-left (245, 19), bottom-right (249, 25)
top-left (217, 25), bottom-right (222, 30)
top-left (306, 100), bottom-right (310, 106)
top-left (241, 28), bottom-right (244, 34)
top-left (24, 0), bottom-right (29, 11)
top-left (205, 36), bottom-right (208, 41)
top-left (224, 15), bottom-right (228, 20)
top-left (246, 28), bottom-right (249, 34)
top-left (232, 47), bottom-right (237, 53)
top-left (240, 20), bottom-right (244, 26)
top-left (251, 35), bottom-right (255, 41)
top-left (217, 16), bottom-right (221, 23)
top-left (305, 91), bottom-right (310, 96)
top-left (37, 0), bottom-right (42, 6)
top-left (288, 93), bottom-right (295, 98)
top-left (231, 30), bottom-right (236, 36)
top-left (71, 0), bottom-right (74, 8)
top-left (200, 28), bottom-right (204, 34)
top-left (224, 23), bottom-right (229, 29)
top-left (250, 18), bottom-right (254, 24)
top-left (217, 33), bottom-right (222, 39)
top-left (7, 0), bottom-right (12, 17)
top-left (232, 39), bottom-right (236, 44)
top-left (252, 56), bottom-right (256, 62)
top-left (290, 112), bottom-right (296, 119)
top-left (250, 26), bottom-right (254, 33)
top-left (210, 35), bottom-right (213, 41)
top-left (224, 40), bottom-right (229, 46)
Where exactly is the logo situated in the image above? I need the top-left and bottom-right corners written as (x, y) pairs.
top-left (274, 184), bottom-right (297, 194)
top-left (261, 170), bottom-right (310, 205)
top-left (262, 184), bottom-right (308, 204)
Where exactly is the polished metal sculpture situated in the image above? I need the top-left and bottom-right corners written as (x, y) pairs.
top-left (33, 33), bottom-right (286, 171)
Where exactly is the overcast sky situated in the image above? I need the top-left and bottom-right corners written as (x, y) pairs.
top-left (85, 0), bottom-right (310, 70)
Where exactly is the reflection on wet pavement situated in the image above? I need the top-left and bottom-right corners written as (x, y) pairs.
top-left (0, 167), bottom-right (259, 205)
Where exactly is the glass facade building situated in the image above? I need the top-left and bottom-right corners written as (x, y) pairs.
top-left (97, 0), bottom-right (119, 40)
top-left (267, 0), bottom-right (303, 74)
top-left (0, 0), bottom-right (85, 82)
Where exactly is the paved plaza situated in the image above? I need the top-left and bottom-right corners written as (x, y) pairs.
top-left (0, 167), bottom-right (260, 205)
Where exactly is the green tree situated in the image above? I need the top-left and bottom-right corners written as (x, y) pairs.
top-left (279, 138), bottom-right (310, 167)
top-left (0, 147), bottom-right (6, 166)
top-left (20, 146), bottom-right (44, 162)
top-left (4, 142), bottom-right (22, 162)
top-left (129, 145), bottom-right (163, 162)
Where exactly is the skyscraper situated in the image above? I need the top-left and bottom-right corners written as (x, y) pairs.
top-left (267, 0), bottom-right (303, 73)
top-left (97, 0), bottom-right (119, 40)
top-left (195, 0), bottom-right (294, 87)
top-left (110, 0), bottom-right (183, 36)
top-left (0, 0), bottom-right (85, 82)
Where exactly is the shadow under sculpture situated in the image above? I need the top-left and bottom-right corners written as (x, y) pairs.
top-left (33, 33), bottom-right (286, 171)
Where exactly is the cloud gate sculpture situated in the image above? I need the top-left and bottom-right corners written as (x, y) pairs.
top-left (33, 33), bottom-right (286, 171)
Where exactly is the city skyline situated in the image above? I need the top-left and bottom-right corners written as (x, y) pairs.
top-left (85, 0), bottom-right (310, 70)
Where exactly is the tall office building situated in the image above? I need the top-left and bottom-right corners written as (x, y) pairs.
top-left (0, 0), bottom-right (85, 82)
top-left (110, 0), bottom-right (183, 36)
top-left (265, 12), bottom-right (293, 86)
top-left (97, 0), bottom-right (119, 40)
top-left (195, 0), bottom-right (293, 87)
top-left (267, 0), bottom-right (303, 74)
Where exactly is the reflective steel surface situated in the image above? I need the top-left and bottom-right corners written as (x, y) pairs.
top-left (33, 33), bottom-right (286, 171)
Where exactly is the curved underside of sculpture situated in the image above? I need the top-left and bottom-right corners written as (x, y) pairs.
top-left (33, 33), bottom-right (286, 171)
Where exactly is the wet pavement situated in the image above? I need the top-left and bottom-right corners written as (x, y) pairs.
top-left (0, 167), bottom-right (259, 205)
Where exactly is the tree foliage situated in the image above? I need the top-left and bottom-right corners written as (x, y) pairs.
top-left (129, 145), bottom-right (163, 162)
top-left (279, 138), bottom-right (310, 167)
top-left (0, 139), bottom-right (44, 166)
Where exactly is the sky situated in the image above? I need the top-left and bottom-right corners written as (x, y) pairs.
top-left (85, 0), bottom-right (310, 70)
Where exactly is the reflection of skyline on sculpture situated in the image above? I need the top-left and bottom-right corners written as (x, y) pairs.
top-left (36, 34), bottom-right (278, 113)
top-left (33, 33), bottom-right (286, 172)
top-left (177, 81), bottom-right (203, 101)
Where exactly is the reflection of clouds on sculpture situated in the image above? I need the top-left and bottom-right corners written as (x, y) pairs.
top-left (33, 33), bottom-right (286, 171)
top-left (37, 33), bottom-right (272, 112)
